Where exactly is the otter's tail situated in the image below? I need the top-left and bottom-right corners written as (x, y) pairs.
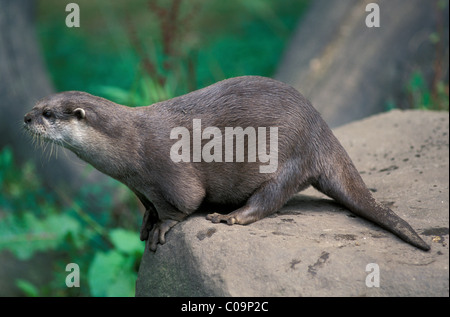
top-left (313, 146), bottom-right (430, 251)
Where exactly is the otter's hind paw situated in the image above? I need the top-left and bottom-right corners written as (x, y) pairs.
top-left (206, 213), bottom-right (237, 225)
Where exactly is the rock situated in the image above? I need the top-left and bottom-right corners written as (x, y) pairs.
top-left (136, 110), bottom-right (449, 297)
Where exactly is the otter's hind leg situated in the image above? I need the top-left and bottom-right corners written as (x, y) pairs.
top-left (207, 162), bottom-right (304, 225)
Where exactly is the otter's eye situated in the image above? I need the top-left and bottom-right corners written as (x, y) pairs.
top-left (43, 110), bottom-right (53, 118)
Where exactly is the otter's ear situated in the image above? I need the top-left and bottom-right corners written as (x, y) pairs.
top-left (74, 108), bottom-right (86, 120)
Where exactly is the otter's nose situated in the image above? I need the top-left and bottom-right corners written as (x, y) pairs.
top-left (24, 113), bottom-right (32, 124)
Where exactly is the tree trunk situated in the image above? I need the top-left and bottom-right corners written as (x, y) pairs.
top-left (0, 0), bottom-right (118, 296)
top-left (0, 0), bottom-right (105, 188)
top-left (276, 0), bottom-right (449, 128)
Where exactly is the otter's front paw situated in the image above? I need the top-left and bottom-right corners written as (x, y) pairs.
top-left (147, 219), bottom-right (178, 252)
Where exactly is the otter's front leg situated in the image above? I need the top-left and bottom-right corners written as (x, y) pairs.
top-left (139, 207), bottom-right (159, 241)
top-left (138, 201), bottom-right (180, 251)
top-left (134, 191), bottom-right (159, 241)
top-left (145, 195), bottom-right (194, 251)
top-left (147, 219), bottom-right (179, 251)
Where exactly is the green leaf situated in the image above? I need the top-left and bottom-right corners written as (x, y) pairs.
top-left (109, 228), bottom-right (143, 255)
top-left (16, 279), bottom-right (40, 297)
top-left (87, 250), bottom-right (136, 297)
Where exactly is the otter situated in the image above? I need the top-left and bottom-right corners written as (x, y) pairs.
top-left (23, 76), bottom-right (430, 251)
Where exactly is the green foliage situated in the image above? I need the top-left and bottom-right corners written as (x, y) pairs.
top-left (0, 212), bottom-right (82, 260)
top-left (97, 73), bottom-right (177, 106)
top-left (15, 279), bottom-right (40, 297)
top-left (402, 0), bottom-right (449, 111)
top-left (407, 71), bottom-right (432, 110)
top-left (88, 228), bottom-right (143, 297)
top-left (109, 228), bottom-right (143, 255)
top-left (0, 146), bottom-right (143, 296)
top-left (36, 0), bottom-right (309, 105)
top-left (406, 70), bottom-right (449, 111)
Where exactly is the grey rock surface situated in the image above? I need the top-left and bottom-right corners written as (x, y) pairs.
top-left (136, 110), bottom-right (449, 297)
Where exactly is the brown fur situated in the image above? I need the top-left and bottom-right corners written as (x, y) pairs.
top-left (24, 76), bottom-right (430, 251)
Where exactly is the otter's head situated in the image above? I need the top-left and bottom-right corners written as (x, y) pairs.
top-left (23, 91), bottom-right (92, 152)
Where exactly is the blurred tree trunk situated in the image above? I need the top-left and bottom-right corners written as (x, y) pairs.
top-left (276, 0), bottom-right (449, 128)
top-left (0, 0), bottom-right (105, 188)
top-left (0, 0), bottom-right (118, 296)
